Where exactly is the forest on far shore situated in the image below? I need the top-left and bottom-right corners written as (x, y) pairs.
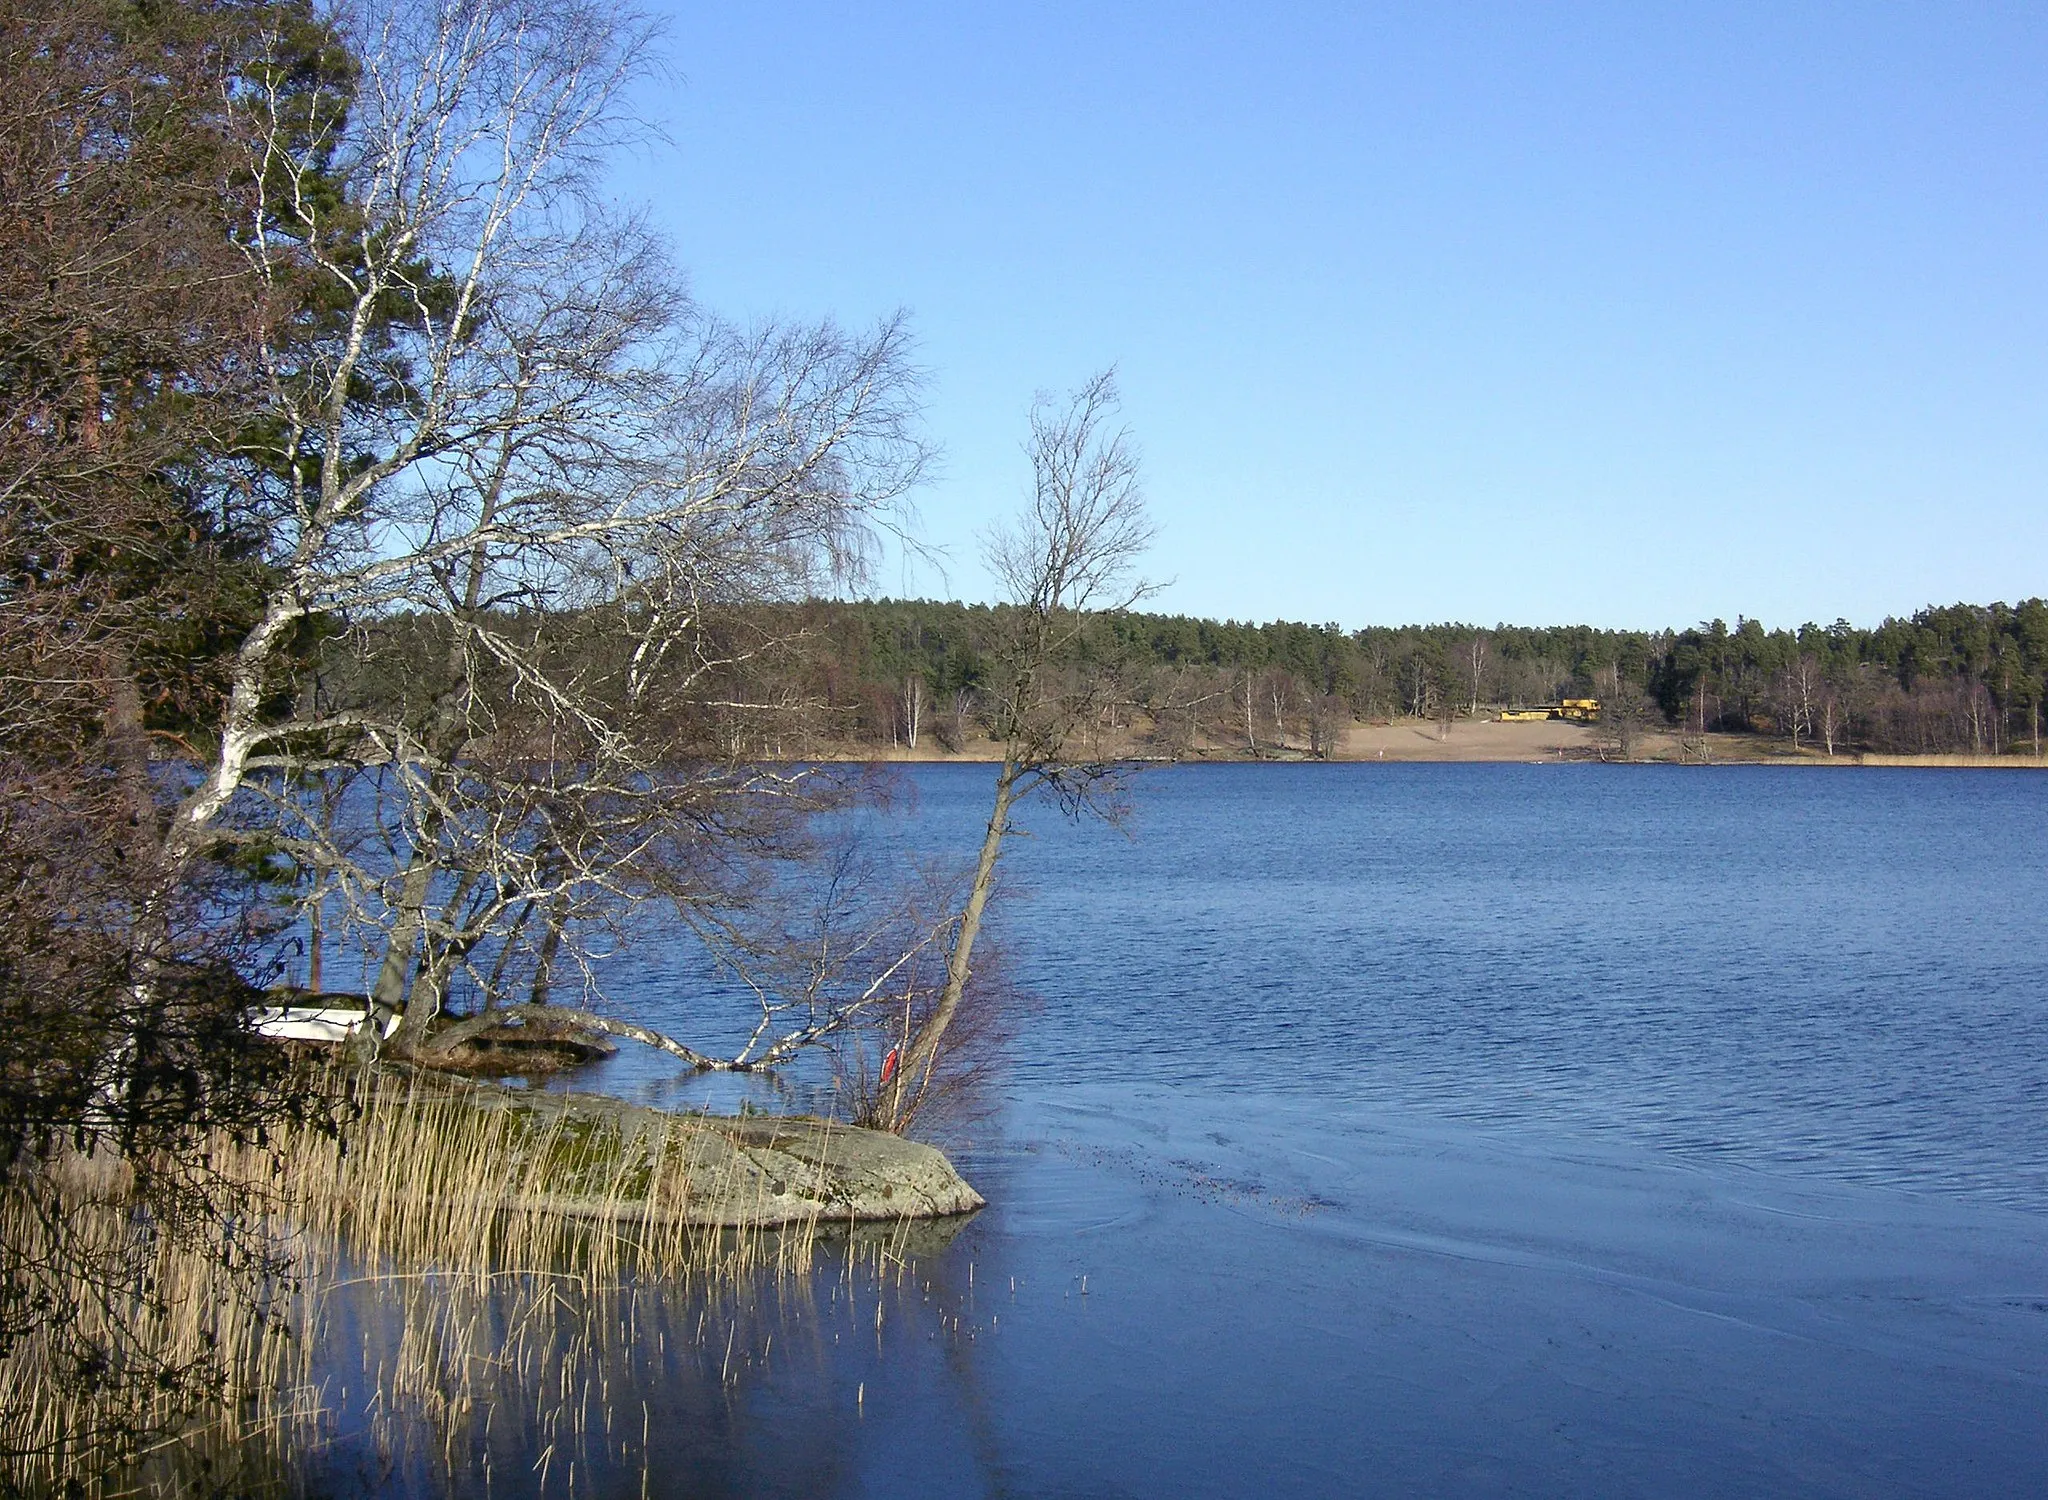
top-left (759, 597), bottom-right (2048, 758)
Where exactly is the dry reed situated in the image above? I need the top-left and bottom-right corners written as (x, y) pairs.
top-left (254, 1064), bottom-right (833, 1286)
top-left (0, 1149), bottom-right (308, 1496)
top-left (2, 1060), bottom-right (853, 1497)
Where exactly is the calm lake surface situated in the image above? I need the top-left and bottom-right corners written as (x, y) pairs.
top-left (321, 765), bottom-right (2048, 1498)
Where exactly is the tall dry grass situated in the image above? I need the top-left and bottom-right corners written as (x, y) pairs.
top-left (258, 1065), bottom-right (831, 1284)
top-left (1, 1061), bottom-right (841, 1497)
top-left (0, 1148), bottom-right (310, 1496)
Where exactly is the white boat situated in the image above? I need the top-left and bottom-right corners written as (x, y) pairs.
top-left (248, 1001), bottom-right (401, 1043)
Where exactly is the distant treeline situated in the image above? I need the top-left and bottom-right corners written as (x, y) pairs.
top-left (780, 598), bottom-right (2048, 757)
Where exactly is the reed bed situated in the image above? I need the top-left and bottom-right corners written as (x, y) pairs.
top-left (259, 1065), bottom-right (843, 1493)
top-left (2, 1061), bottom-right (856, 1498)
top-left (0, 1149), bottom-right (309, 1496)
top-left (322, 1217), bottom-right (949, 1497)
top-left (253, 1064), bottom-right (834, 1286)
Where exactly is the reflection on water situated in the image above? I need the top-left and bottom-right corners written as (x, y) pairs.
top-left (305, 1217), bottom-right (977, 1498)
top-left (315, 1089), bottom-right (2048, 1499)
top-left (331, 766), bottom-right (2048, 1497)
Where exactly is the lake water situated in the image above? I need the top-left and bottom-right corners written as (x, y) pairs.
top-left (314, 765), bottom-right (2048, 1498)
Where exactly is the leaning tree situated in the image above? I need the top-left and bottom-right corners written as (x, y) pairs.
top-left (145, 0), bottom-right (929, 1053)
top-left (874, 370), bottom-right (1157, 1131)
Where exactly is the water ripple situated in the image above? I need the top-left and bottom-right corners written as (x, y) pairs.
top-left (605, 764), bottom-right (2048, 1213)
top-left (904, 764), bottom-right (2048, 1213)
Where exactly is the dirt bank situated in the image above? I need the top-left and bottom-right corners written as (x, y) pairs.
top-left (834, 718), bottom-right (1727, 764)
top-left (830, 719), bottom-right (2048, 767)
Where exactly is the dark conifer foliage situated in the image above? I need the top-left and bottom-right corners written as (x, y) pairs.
top-left (783, 597), bottom-right (2048, 756)
top-left (0, 1), bottom-right (350, 1480)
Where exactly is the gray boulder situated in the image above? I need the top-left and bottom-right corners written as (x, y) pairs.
top-left (453, 1083), bottom-right (985, 1227)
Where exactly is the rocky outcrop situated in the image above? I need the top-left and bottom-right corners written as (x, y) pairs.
top-left (448, 1083), bottom-right (984, 1228)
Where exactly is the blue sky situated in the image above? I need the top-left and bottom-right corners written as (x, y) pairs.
top-left (615, 2), bottom-right (2048, 631)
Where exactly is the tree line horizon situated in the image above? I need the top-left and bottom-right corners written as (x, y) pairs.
top-left (776, 595), bottom-right (2048, 757)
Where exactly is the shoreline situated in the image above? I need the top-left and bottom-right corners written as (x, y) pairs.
top-left (819, 718), bottom-right (2048, 768)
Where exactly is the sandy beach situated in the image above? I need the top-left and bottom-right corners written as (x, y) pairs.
top-left (857, 716), bottom-right (1755, 765)
top-left (847, 715), bottom-right (2047, 767)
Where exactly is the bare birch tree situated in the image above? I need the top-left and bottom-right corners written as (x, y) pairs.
top-left (1307, 694), bottom-right (1348, 758)
top-left (1772, 655), bottom-right (1823, 751)
top-left (1467, 634), bottom-right (1488, 715)
top-left (901, 673), bottom-right (927, 750)
top-left (1595, 665), bottom-right (1648, 760)
top-left (874, 370), bottom-right (1154, 1130)
top-left (134, 0), bottom-right (927, 1051)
